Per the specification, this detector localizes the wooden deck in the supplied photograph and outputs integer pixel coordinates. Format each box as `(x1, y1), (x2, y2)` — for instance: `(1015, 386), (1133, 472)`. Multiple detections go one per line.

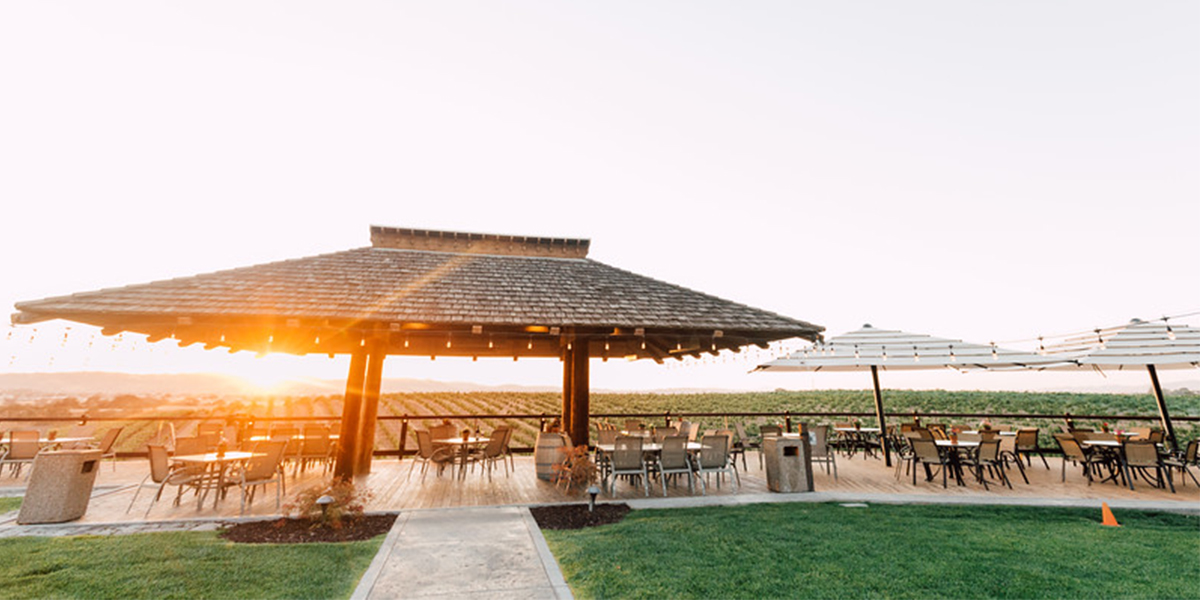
(2, 451), (1195, 525)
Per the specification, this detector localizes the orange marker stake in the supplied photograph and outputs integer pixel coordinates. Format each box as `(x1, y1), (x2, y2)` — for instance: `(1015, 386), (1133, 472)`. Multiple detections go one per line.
(1101, 502), (1120, 527)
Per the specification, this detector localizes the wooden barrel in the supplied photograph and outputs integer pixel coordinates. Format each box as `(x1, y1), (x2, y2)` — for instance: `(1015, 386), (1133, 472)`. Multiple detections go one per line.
(534, 432), (569, 481)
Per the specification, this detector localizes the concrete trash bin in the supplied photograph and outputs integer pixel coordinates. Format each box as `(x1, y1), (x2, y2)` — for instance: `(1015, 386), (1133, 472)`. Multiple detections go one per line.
(17, 449), (103, 524)
(763, 435), (813, 493)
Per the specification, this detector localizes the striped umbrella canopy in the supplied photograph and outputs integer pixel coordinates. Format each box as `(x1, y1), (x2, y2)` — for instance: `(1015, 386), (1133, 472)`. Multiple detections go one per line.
(756, 325), (1061, 466)
(1039, 318), (1200, 450)
(757, 324), (1060, 372)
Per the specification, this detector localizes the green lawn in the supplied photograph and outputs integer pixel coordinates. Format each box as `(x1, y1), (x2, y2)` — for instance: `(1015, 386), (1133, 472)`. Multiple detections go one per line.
(0, 497), (20, 514)
(0, 530), (382, 600)
(544, 503), (1200, 600)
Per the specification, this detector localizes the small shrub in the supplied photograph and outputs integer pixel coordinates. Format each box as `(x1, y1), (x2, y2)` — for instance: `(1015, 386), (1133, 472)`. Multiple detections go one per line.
(283, 480), (374, 529)
(553, 445), (597, 495)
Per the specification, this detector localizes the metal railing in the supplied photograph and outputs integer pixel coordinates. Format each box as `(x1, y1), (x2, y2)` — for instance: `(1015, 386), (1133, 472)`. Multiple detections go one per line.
(2, 409), (1194, 459)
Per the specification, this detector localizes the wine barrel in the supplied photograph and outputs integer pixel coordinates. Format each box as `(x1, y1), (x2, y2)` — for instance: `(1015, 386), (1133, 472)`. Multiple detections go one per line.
(534, 432), (570, 481)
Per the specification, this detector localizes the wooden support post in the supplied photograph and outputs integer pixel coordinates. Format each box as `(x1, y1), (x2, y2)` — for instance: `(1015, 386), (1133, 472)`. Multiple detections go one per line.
(870, 365), (892, 467)
(570, 342), (590, 448)
(334, 348), (368, 480)
(355, 348), (385, 475)
(1147, 365), (1179, 452)
(561, 344), (574, 439)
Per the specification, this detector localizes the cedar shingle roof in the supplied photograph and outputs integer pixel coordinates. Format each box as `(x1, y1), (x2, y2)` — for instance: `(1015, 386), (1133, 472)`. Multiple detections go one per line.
(13, 227), (822, 359)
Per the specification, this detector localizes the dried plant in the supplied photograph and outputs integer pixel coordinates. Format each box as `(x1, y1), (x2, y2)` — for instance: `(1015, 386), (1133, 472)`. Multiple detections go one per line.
(552, 445), (597, 495)
(283, 480), (374, 529)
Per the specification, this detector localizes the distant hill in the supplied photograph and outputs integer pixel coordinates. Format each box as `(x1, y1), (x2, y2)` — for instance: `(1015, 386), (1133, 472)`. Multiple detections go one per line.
(0, 372), (561, 397)
(0, 371), (763, 397)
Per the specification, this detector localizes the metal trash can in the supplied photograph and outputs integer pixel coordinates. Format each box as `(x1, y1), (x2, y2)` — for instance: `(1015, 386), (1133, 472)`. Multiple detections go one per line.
(763, 435), (813, 493)
(17, 449), (103, 524)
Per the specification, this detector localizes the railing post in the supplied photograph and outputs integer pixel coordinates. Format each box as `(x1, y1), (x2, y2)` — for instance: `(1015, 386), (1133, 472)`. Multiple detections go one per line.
(398, 416), (409, 460)
(784, 411), (792, 434)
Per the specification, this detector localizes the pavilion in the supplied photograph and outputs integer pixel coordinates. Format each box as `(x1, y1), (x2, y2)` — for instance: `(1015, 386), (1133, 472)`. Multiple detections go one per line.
(12, 226), (823, 477)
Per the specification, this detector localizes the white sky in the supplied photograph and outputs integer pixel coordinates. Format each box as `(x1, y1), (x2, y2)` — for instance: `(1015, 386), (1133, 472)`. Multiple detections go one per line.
(2, 2), (1197, 394)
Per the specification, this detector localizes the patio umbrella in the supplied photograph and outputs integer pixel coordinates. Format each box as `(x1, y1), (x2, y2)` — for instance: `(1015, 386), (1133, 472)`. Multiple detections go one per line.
(1041, 318), (1200, 451)
(756, 324), (1059, 466)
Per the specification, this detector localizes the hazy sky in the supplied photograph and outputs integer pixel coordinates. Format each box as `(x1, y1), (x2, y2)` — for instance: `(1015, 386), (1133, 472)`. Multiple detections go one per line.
(2, 2), (1197, 393)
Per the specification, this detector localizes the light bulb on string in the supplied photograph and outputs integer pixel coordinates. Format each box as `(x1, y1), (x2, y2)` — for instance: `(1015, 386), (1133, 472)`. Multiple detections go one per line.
(853, 345), (860, 360)
(949, 345), (956, 363)
(1038, 336), (1045, 356)
(912, 346), (919, 362)
(882, 349), (888, 361)
(1095, 330), (1105, 350)
(527, 337), (533, 350)
(1166, 324), (1176, 341)
(991, 343), (998, 361)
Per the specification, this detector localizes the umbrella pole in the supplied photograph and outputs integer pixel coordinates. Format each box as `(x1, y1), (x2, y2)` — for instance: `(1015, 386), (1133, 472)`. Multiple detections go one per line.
(1146, 364), (1179, 452)
(870, 365), (891, 467)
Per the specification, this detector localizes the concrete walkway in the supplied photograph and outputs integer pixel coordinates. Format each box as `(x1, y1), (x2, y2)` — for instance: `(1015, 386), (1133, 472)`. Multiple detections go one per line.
(351, 506), (572, 600)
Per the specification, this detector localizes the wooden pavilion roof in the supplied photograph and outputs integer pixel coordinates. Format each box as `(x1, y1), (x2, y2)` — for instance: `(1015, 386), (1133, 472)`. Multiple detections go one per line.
(13, 226), (822, 362)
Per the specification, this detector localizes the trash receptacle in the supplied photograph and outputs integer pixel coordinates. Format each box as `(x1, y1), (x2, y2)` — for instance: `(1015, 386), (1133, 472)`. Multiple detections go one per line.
(763, 435), (813, 493)
(17, 449), (103, 524)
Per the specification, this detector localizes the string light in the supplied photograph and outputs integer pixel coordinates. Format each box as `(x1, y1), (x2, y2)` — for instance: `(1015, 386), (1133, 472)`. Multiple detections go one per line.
(314, 335), (321, 345)
(527, 337), (533, 350)
(912, 346), (919, 362)
(488, 336), (494, 349)
(1037, 336), (1045, 356)
(1095, 329), (1105, 350)
(881, 349), (888, 361)
(853, 345), (860, 360)
(404, 335), (410, 348)
(446, 335), (452, 349)
(948, 345), (956, 362)
(1166, 322), (1176, 341)
(990, 343), (997, 360)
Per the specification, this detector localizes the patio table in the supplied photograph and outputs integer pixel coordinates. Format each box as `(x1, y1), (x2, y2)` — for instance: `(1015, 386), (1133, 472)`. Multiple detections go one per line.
(171, 451), (259, 509)
(435, 437), (490, 479)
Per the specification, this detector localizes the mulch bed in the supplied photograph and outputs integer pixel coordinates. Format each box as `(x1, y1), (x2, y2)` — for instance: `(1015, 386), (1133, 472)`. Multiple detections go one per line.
(529, 503), (631, 530)
(219, 514), (397, 544)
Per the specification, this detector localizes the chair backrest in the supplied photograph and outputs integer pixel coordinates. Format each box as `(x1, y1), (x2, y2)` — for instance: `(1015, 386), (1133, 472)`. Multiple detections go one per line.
(244, 440), (288, 481)
(1147, 430), (1165, 444)
(698, 434), (729, 469)
(416, 430), (435, 459)
(715, 429), (735, 452)
(97, 427), (123, 453)
(979, 431), (999, 442)
(811, 425), (830, 456)
(659, 436), (689, 470)
(430, 424), (458, 443)
(301, 426), (332, 456)
(760, 425), (782, 438)
(7, 430), (40, 460)
(1071, 431), (1093, 443)
(906, 428), (934, 441)
(998, 434), (1017, 456)
(147, 444), (171, 483)
(735, 422), (750, 441)
(198, 422), (224, 438)
(1129, 427), (1151, 440)
(597, 428), (617, 446)
(1123, 441), (1160, 468)
(977, 440), (1001, 462)
(270, 425), (299, 440)
(1090, 432), (1117, 442)
(612, 436), (644, 471)
(1054, 434), (1086, 461)
(1185, 439), (1199, 464)
(911, 438), (942, 462)
(1016, 429), (1039, 449)
(173, 436), (207, 457)
(482, 427), (508, 458)
(959, 432), (982, 443)
(623, 420), (643, 431)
